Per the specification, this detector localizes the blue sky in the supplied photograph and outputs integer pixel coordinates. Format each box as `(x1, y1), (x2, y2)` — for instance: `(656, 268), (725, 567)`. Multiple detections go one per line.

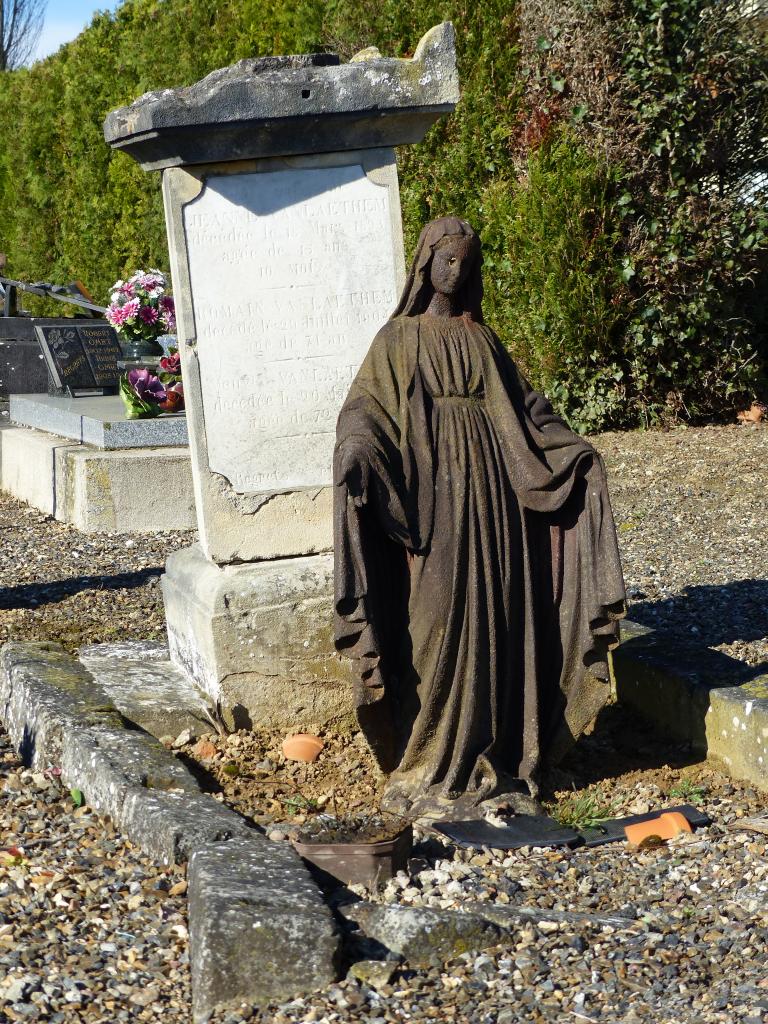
(34, 1), (117, 62)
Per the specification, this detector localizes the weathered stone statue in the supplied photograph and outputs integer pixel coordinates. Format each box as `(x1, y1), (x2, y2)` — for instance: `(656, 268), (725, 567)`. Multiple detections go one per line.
(334, 217), (626, 818)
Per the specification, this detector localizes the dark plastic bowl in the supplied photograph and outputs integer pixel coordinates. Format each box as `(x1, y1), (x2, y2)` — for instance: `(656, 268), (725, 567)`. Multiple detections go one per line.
(292, 824), (413, 887)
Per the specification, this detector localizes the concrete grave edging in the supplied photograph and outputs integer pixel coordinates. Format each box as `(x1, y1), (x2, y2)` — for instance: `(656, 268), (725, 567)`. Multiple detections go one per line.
(340, 900), (642, 968)
(0, 641), (339, 1022)
(615, 620), (768, 792)
(0, 424), (195, 532)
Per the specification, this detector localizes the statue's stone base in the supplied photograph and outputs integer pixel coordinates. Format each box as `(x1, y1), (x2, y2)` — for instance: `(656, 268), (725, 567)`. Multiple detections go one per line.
(161, 544), (355, 732)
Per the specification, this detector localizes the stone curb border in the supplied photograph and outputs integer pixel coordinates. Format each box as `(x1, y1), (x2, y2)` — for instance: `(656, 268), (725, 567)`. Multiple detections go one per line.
(614, 620), (768, 792)
(341, 900), (642, 967)
(0, 642), (339, 1023)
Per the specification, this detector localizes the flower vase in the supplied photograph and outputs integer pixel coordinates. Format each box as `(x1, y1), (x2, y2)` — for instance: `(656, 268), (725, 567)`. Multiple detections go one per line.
(118, 335), (164, 361)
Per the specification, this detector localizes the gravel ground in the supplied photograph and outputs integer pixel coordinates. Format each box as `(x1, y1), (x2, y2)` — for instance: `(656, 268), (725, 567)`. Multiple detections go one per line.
(179, 728), (383, 832)
(0, 731), (190, 1021)
(0, 498), (192, 651)
(596, 423), (768, 667)
(211, 709), (768, 1024)
(0, 422), (764, 662)
(3, 711), (767, 1024)
(0, 423), (766, 1023)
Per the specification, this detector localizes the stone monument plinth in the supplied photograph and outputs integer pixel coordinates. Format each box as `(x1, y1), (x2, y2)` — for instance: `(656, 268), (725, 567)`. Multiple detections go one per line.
(2, 394), (193, 533)
(104, 24), (459, 728)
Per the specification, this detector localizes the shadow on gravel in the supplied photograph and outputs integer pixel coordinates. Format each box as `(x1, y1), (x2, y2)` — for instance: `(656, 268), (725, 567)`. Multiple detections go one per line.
(628, 578), (768, 654)
(0, 567), (163, 609)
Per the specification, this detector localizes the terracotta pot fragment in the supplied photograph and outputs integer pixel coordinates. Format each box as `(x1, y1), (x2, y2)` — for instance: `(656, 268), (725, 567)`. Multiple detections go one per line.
(192, 738), (218, 761)
(281, 733), (324, 763)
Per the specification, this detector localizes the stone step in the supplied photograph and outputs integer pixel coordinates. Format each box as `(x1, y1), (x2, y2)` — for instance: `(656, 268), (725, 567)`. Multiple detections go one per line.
(79, 639), (212, 739)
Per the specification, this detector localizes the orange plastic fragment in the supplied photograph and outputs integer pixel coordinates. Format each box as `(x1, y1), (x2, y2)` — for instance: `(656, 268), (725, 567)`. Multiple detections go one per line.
(624, 811), (693, 845)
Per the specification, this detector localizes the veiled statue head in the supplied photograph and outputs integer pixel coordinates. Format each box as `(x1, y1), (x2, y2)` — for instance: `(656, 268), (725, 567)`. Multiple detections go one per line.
(391, 216), (484, 322)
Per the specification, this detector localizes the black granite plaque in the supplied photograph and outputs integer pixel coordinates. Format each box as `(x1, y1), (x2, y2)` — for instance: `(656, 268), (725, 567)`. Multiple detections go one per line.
(77, 322), (122, 387)
(35, 320), (121, 396)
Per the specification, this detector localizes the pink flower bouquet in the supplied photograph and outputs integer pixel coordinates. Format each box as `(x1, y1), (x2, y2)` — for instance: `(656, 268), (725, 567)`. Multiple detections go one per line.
(106, 269), (176, 349)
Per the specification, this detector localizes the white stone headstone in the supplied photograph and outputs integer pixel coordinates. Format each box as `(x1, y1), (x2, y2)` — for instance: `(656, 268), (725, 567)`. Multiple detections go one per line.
(164, 151), (405, 563)
(184, 164), (398, 493)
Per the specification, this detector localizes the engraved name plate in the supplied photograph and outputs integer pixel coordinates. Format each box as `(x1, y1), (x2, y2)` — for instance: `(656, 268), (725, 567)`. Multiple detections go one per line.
(78, 323), (123, 388)
(184, 164), (398, 493)
(35, 323), (97, 392)
(35, 321), (123, 395)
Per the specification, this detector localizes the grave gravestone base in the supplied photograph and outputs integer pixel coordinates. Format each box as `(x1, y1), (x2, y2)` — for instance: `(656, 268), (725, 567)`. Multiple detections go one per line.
(0, 425), (195, 531)
(161, 544), (353, 732)
(2, 395), (192, 532)
(10, 393), (188, 448)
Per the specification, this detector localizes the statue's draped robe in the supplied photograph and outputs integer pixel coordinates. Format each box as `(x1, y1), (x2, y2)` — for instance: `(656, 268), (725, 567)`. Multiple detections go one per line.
(334, 314), (625, 801)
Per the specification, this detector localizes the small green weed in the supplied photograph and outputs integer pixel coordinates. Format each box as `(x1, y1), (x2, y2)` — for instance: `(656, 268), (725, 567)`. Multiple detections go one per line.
(548, 786), (618, 831)
(668, 778), (707, 805)
(282, 793), (319, 816)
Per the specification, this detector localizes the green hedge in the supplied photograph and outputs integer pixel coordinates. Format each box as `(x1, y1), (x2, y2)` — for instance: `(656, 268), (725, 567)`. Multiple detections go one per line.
(0, 0), (765, 429)
(0, 0), (518, 314)
(511, 0), (768, 427)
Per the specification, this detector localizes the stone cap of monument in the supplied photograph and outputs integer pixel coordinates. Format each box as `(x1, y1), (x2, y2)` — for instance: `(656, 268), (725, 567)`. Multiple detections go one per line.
(103, 23), (459, 170)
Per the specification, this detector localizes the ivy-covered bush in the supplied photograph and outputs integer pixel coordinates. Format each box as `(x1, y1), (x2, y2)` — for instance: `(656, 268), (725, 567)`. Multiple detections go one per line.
(511, 0), (768, 427)
(488, 129), (631, 432)
(0, 0), (765, 429)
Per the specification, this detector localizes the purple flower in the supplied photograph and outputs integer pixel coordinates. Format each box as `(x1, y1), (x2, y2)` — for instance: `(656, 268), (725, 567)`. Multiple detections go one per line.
(105, 304), (127, 327)
(128, 369), (166, 404)
(107, 271), (175, 342)
(139, 305), (159, 325)
(139, 269), (165, 288)
(159, 295), (176, 331)
(141, 274), (164, 293)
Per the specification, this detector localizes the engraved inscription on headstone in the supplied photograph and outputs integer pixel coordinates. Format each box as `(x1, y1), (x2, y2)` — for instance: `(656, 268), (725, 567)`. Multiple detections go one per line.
(35, 321), (122, 395)
(184, 164), (398, 493)
(77, 323), (123, 387)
